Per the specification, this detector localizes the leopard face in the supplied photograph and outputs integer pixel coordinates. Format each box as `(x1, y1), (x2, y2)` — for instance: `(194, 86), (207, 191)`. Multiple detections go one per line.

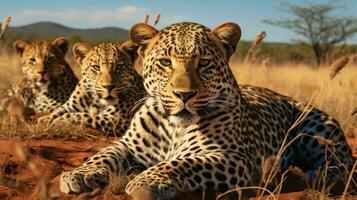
(13, 38), (70, 88)
(73, 42), (138, 106)
(130, 22), (241, 124)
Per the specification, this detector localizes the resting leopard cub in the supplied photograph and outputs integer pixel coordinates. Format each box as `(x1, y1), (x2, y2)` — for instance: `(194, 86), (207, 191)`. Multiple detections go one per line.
(60, 22), (355, 199)
(10, 38), (78, 114)
(38, 42), (145, 135)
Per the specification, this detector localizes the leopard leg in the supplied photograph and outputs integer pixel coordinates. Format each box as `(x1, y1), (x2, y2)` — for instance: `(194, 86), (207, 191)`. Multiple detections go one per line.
(39, 106), (128, 135)
(60, 140), (132, 194)
(125, 153), (251, 200)
(51, 112), (93, 126)
(37, 107), (67, 124)
(289, 110), (354, 183)
(95, 107), (129, 135)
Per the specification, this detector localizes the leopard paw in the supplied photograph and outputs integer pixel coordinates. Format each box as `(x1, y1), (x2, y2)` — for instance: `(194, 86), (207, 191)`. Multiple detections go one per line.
(60, 170), (109, 194)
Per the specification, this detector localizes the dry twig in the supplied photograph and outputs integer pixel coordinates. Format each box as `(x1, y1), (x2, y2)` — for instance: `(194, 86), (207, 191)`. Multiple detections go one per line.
(329, 56), (350, 79)
(143, 14), (149, 24)
(154, 13), (161, 26)
(0, 16), (11, 39)
(243, 31), (267, 64)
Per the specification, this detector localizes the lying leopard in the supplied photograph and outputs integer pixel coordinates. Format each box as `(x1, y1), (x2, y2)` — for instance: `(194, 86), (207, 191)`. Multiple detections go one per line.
(9, 38), (78, 114)
(38, 42), (145, 135)
(59, 22), (355, 199)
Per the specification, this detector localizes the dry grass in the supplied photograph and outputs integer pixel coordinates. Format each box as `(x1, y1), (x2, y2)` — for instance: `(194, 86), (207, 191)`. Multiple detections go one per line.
(231, 62), (357, 137)
(105, 174), (136, 196)
(262, 156), (280, 184)
(143, 14), (149, 24)
(243, 30), (267, 65)
(0, 16), (11, 39)
(0, 118), (100, 140)
(154, 14), (161, 26)
(0, 50), (22, 92)
(299, 189), (328, 200)
(329, 56), (350, 79)
(143, 13), (161, 26)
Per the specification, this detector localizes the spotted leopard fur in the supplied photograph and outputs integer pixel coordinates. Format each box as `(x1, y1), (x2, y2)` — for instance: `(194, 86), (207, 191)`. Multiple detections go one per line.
(11, 37), (78, 114)
(59, 22), (355, 199)
(38, 42), (145, 135)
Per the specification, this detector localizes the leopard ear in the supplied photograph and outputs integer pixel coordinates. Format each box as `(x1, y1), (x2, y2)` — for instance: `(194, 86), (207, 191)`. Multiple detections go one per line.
(129, 23), (158, 45)
(52, 37), (69, 56)
(13, 40), (28, 58)
(121, 40), (139, 61)
(121, 41), (143, 76)
(212, 22), (241, 58)
(72, 42), (91, 65)
(130, 23), (158, 60)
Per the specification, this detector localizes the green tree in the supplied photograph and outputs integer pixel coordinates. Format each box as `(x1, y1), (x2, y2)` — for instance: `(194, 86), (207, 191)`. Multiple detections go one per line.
(264, 1), (357, 66)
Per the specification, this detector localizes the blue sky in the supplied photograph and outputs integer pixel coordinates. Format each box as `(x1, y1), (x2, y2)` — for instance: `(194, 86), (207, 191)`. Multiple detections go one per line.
(1, 0), (356, 43)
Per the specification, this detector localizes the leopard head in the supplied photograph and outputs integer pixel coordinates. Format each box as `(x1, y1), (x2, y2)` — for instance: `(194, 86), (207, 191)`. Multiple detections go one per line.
(73, 42), (138, 106)
(13, 37), (69, 88)
(130, 22), (241, 123)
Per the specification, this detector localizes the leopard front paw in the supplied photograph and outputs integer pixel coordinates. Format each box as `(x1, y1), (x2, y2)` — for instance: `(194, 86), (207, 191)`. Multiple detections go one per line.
(126, 178), (178, 200)
(60, 170), (109, 194)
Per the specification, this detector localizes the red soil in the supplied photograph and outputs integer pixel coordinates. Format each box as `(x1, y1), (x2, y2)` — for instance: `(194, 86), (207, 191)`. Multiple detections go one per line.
(1, 134), (357, 200)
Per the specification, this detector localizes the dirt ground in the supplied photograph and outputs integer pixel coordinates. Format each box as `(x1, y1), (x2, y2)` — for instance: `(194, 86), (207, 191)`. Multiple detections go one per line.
(1, 133), (357, 200)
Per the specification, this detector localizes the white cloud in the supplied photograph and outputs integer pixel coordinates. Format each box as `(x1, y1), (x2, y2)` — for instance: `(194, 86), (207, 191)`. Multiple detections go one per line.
(89, 6), (148, 23)
(12, 5), (149, 28)
(10, 5), (190, 29)
(19, 9), (89, 22)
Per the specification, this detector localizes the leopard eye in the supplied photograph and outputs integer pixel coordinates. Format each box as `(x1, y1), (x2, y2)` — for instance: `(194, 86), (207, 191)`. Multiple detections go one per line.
(116, 62), (125, 71)
(158, 59), (172, 67)
(28, 58), (36, 64)
(92, 65), (100, 71)
(48, 56), (56, 63)
(198, 59), (211, 68)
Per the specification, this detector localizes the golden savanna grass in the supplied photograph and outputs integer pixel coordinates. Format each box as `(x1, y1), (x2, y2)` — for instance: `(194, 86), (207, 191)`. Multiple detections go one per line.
(0, 48), (355, 140)
(243, 30), (267, 65)
(329, 56), (350, 79)
(231, 62), (357, 138)
(0, 16), (11, 39)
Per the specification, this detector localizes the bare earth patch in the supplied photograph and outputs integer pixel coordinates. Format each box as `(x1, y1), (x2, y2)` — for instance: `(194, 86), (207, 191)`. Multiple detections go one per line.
(0, 133), (357, 200)
(0, 132), (118, 199)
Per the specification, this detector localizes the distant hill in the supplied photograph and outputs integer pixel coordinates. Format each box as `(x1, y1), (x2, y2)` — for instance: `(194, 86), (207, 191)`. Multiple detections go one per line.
(0, 21), (356, 65)
(1, 21), (129, 46)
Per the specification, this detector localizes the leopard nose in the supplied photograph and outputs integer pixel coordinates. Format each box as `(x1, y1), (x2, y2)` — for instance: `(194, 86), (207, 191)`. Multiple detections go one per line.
(173, 90), (197, 103)
(102, 84), (115, 92)
(37, 71), (47, 82)
(38, 71), (45, 76)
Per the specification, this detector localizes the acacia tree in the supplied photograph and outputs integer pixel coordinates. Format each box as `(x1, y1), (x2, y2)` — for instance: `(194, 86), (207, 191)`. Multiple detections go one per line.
(264, 1), (357, 66)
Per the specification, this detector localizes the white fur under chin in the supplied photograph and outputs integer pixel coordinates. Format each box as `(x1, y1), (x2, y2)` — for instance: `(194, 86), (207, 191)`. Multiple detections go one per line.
(36, 81), (49, 89)
(168, 114), (200, 127)
(100, 98), (118, 106)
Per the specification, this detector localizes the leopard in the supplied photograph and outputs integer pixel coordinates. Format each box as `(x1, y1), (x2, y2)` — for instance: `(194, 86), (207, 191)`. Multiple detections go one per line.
(0, 78), (36, 120)
(37, 42), (145, 135)
(59, 22), (355, 200)
(10, 37), (78, 114)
